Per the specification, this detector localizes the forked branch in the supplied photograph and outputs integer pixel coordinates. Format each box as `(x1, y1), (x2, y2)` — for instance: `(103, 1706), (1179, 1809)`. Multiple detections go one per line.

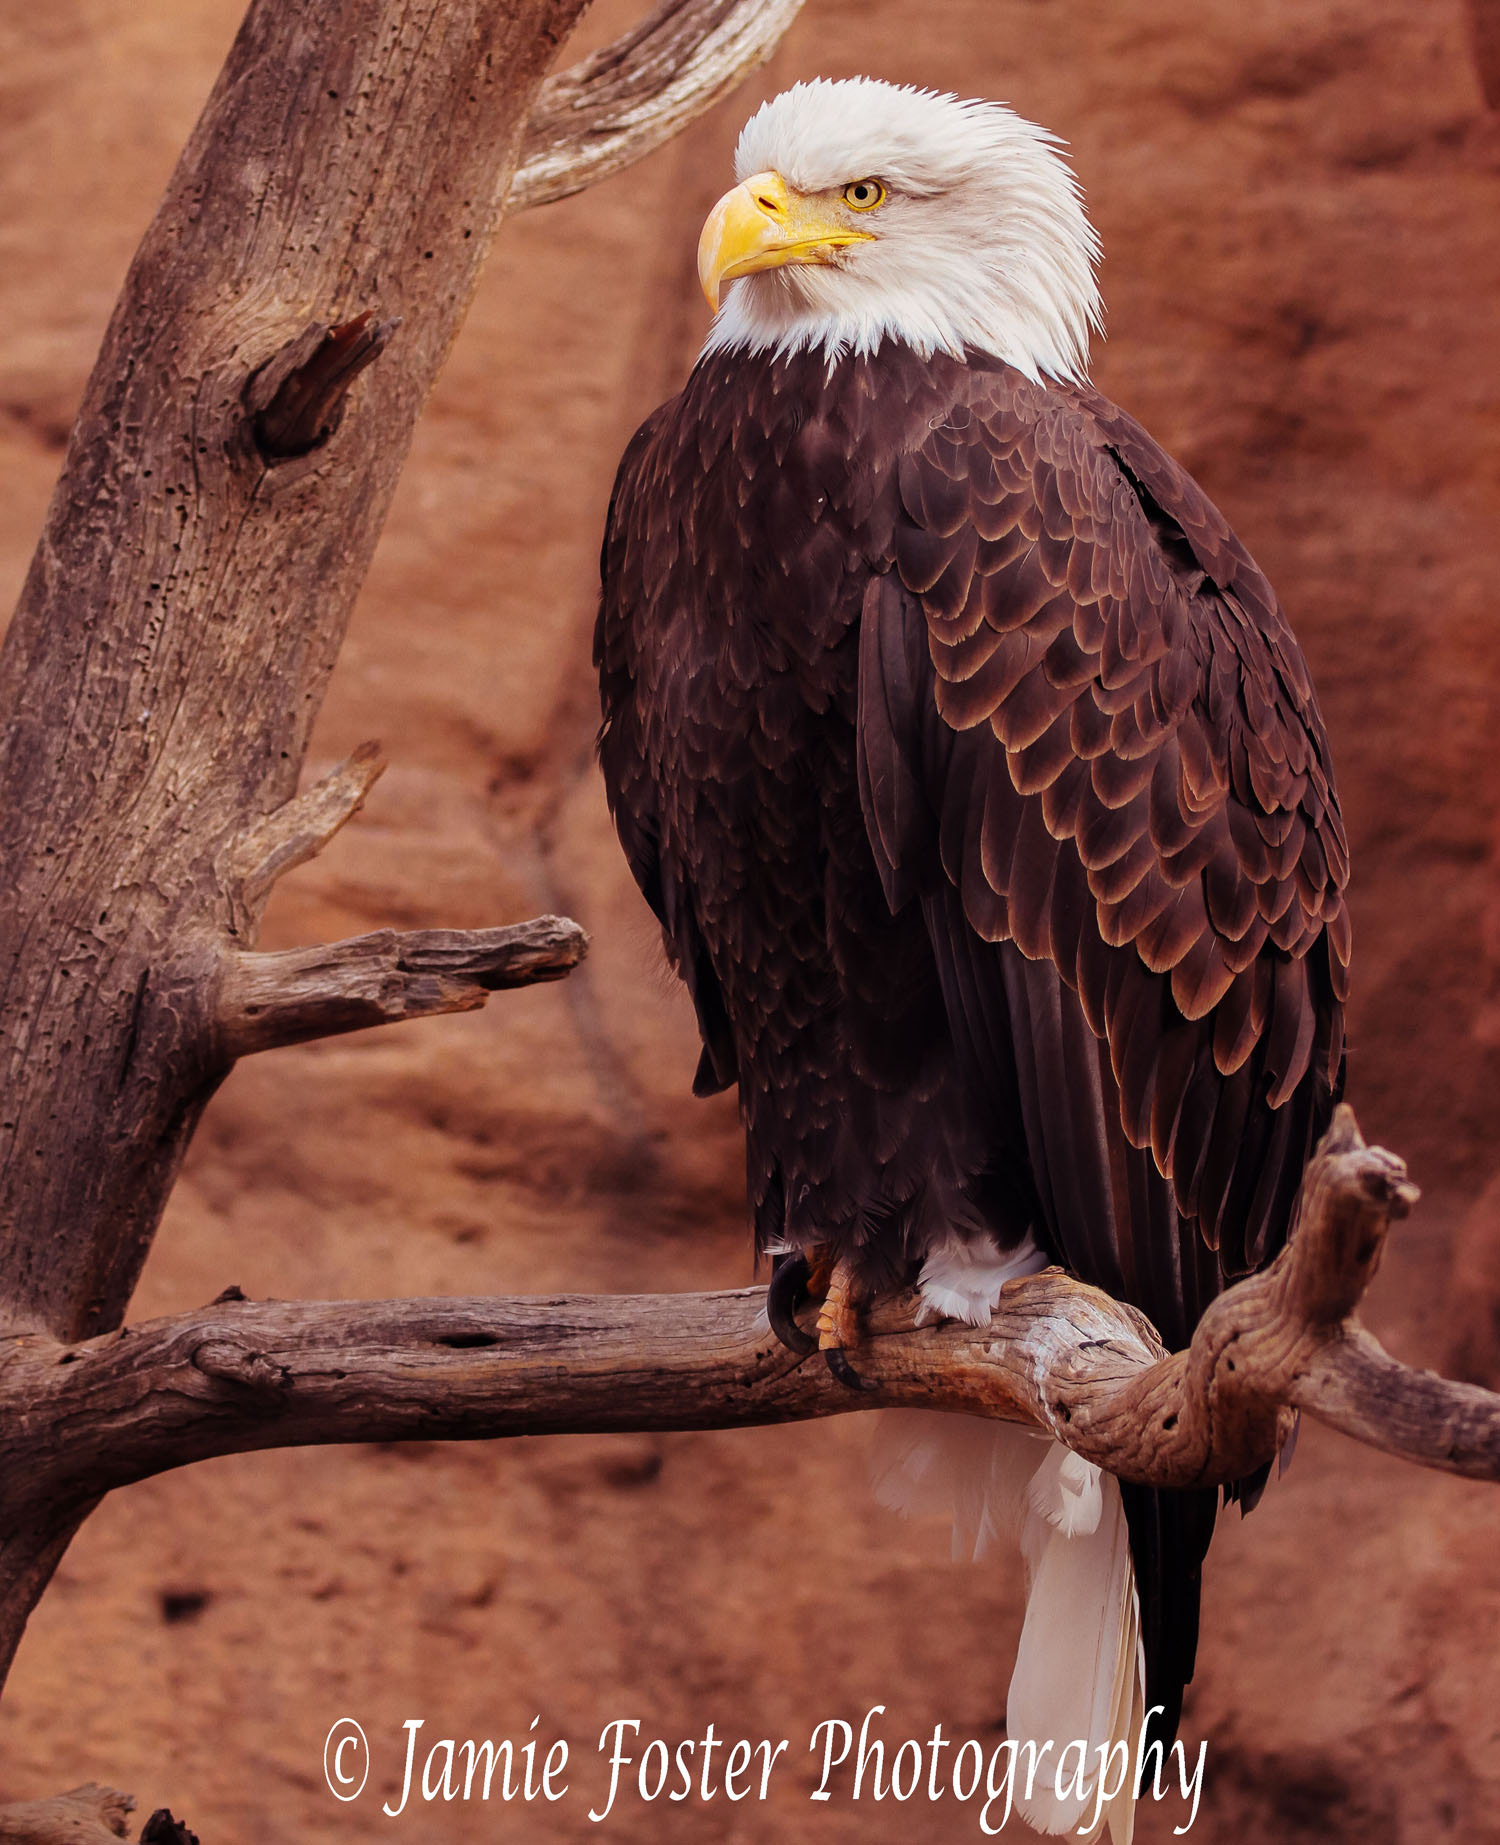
(212, 744), (589, 1054)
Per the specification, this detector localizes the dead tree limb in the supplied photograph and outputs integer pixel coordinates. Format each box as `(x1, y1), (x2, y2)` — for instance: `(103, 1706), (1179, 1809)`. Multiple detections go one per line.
(0, 0), (599, 1353)
(0, 0), (794, 1360)
(512, 0), (805, 210)
(0, 1785), (135, 1845)
(216, 916), (586, 1055)
(0, 0), (804, 1722)
(217, 742), (389, 924)
(3, 1108), (1496, 1642)
(0, 0), (801, 1355)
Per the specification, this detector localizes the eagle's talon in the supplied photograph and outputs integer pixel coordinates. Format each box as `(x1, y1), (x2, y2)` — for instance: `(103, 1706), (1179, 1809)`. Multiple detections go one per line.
(814, 1252), (877, 1388)
(766, 1251), (818, 1356)
(824, 1345), (877, 1392)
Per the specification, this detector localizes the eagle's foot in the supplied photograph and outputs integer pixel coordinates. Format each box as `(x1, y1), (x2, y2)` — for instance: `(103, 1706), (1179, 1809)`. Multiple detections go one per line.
(766, 1248), (876, 1389)
(816, 1253), (878, 1392)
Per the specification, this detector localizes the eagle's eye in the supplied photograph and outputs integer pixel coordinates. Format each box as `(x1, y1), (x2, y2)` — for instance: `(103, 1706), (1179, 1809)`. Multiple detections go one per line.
(842, 179), (886, 211)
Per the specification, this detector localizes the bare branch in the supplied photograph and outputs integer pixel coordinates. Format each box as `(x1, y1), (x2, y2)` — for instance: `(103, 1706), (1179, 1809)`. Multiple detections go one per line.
(1293, 1330), (1500, 1473)
(6, 1109), (1497, 1545)
(220, 743), (388, 924)
(0, 1783), (133, 1845)
(0, 0), (594, 1347)
(510, 0), (805, 212)
(216, 916), (590, 1056)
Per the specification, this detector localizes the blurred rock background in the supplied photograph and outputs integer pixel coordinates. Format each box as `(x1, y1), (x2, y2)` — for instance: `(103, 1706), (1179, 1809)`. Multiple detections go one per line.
(0, 0), (1497, 1837)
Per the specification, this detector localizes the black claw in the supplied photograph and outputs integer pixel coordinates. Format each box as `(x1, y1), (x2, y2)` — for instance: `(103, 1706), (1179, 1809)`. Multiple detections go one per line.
(766, 1252), (817, 1356)
(825, 1346), (877, 1392)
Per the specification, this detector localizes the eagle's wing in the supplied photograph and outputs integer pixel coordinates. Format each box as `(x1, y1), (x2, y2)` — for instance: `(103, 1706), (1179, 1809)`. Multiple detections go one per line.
(596, 402), (739, 1098)
(856, 372), (1349, 1734)
(859, 377), (1349, 1292)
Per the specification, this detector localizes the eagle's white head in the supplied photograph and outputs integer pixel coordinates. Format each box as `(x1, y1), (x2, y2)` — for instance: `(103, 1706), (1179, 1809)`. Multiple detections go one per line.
(698, 78), (1102, 383)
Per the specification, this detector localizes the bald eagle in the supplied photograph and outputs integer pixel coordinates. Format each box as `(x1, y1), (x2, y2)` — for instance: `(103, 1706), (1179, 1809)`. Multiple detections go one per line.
(596, 78), (1348, 1837)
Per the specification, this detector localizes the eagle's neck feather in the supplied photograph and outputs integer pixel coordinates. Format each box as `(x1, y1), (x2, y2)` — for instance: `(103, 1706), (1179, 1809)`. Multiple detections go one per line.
(701, 265), (1096, 383)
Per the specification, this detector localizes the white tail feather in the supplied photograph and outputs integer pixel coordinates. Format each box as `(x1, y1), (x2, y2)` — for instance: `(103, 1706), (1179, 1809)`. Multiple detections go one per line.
(872, 1407), (1144, 1841)
(874, 1235), (1144, 1838)
(1011, 1444), (1142, 1841)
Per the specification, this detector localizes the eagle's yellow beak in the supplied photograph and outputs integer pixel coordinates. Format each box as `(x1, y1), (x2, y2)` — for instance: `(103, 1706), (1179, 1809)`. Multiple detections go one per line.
(697, 171), (875, 312)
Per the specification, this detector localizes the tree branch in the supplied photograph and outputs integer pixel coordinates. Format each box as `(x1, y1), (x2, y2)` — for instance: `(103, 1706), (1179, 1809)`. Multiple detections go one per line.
(219, 742), (388, 928)
(5, 1110), (1496, 1557)
(510, 0), (805, 212)
(0, 0), (598, 1345)
(216, 916), (588, 1056)
(0, 1784), (134, 1845)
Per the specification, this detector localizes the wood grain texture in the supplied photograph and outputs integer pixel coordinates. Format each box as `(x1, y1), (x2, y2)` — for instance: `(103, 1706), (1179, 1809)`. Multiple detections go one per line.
(3, 1109), (1494, 1573)
(0, 0), (593, 1345)
(0, 1783), (135, 1845)
(216, 915), (589, 1055)
(512, 0), (805, 210)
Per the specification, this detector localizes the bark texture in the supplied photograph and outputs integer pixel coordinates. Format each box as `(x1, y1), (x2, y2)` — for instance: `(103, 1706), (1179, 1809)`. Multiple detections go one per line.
(512, 0), (805, 208)
(2, 1109), (1493, 1575)
(0, 0), (806, 1725)
(0, 0), (597, 1347)
(0, 1784), (134, 1845)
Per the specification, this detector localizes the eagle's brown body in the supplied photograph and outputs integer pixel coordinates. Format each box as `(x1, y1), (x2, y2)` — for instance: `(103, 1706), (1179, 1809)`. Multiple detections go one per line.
(596, 341), (1348, 1736)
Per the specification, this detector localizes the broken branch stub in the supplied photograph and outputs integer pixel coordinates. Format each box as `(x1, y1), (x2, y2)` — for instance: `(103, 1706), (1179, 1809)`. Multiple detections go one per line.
(0, 1784), (135, 1845)
(246, 312), (402, 460)
(216, 916), (590, 1058)
(220, 742), (389, 929)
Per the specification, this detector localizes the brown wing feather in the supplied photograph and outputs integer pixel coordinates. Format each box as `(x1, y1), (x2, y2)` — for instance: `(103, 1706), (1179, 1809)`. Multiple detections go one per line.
(861, 366), (1348, 1285)
(858, 361), (1347, 1748)
(600, 345), (1346, 1750)
(595, 402), (743, 1097)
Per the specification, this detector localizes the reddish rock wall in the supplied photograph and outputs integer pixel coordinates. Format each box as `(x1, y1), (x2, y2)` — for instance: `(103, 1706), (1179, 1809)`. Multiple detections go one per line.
(1, 2), (1497, 1838)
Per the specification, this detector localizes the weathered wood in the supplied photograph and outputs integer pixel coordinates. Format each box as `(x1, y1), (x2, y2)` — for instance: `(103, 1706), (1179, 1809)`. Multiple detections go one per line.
(0, 0), (811, 1727)
(216, 915), (589, 1056)
(512, 0), (805, 210)
(0, 1783), (133, 1845)
(0, 0), (594, 1347)
(219, 742), (389, 926)
(247, 313), (403, 460)
(3, 1110), (1494, 1582)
